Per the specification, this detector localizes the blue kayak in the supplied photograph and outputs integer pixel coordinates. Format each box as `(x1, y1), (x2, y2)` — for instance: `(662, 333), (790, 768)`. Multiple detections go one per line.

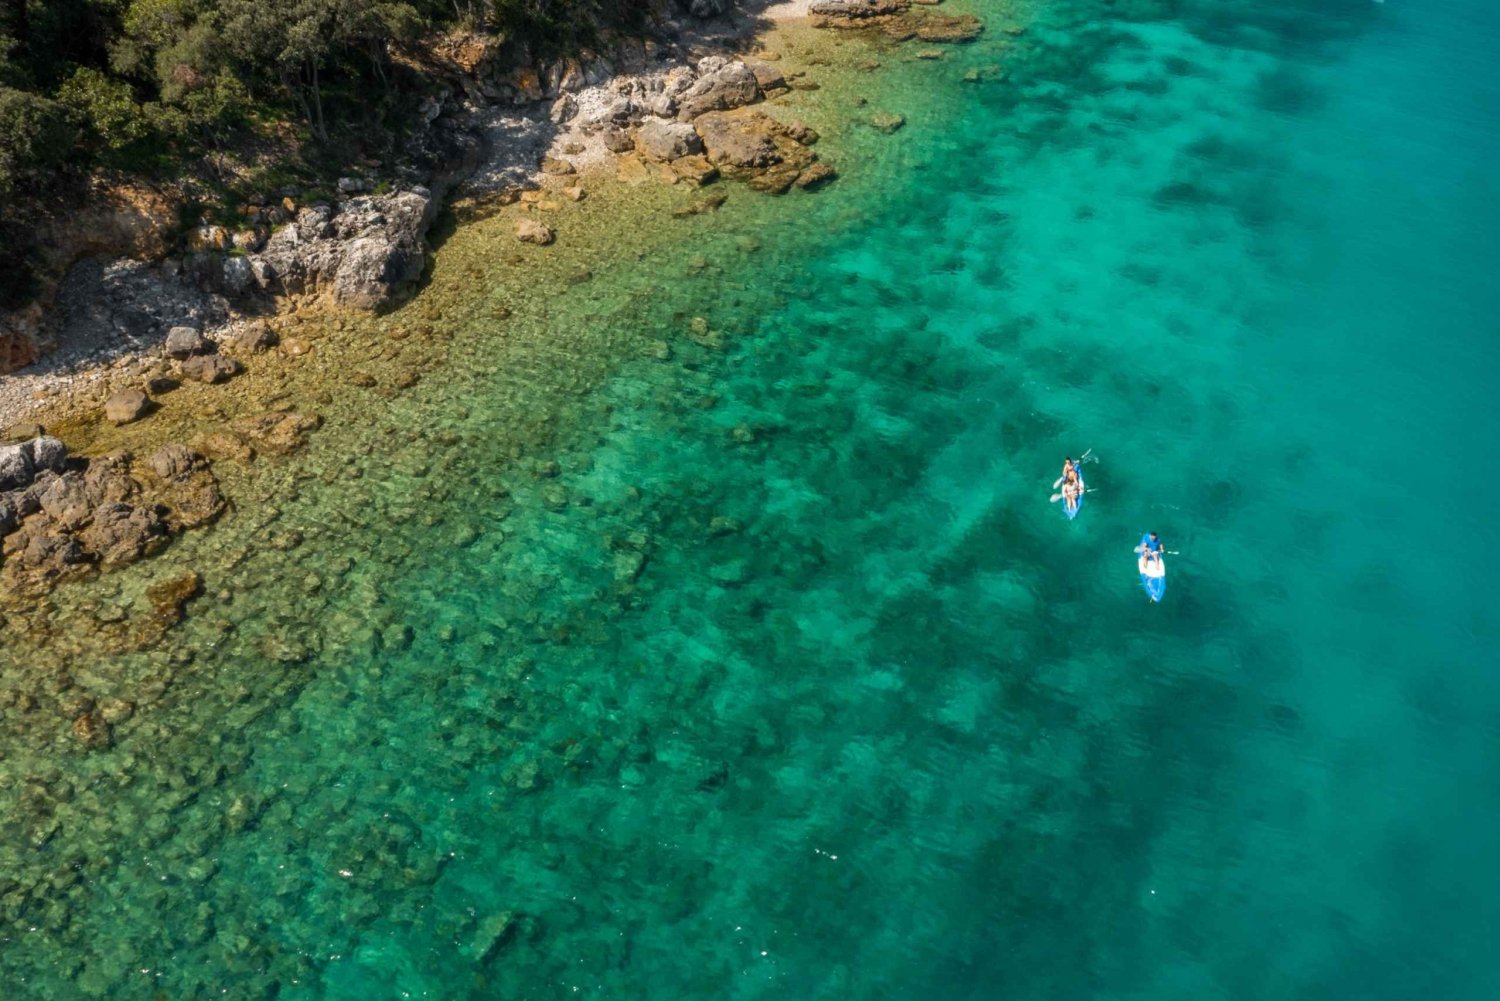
(1059, 471), (1085, 520)
(1138, 533), (1166, 602)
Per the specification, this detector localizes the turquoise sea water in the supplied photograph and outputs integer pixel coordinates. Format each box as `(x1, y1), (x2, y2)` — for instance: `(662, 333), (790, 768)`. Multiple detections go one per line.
(3, 0), (1499, 996)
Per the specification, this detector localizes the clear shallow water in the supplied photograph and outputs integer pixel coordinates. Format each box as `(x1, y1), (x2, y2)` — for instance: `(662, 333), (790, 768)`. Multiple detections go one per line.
(2, 0), (1498, 997)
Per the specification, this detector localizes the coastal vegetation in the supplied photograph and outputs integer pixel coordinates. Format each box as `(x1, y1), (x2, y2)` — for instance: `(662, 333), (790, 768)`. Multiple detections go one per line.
(0, 0), (654, 304)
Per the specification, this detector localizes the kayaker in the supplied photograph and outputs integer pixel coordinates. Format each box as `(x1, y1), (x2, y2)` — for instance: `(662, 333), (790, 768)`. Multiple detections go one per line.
(1062, 475), (1082, 511)
(1142, 531), (1162, 555)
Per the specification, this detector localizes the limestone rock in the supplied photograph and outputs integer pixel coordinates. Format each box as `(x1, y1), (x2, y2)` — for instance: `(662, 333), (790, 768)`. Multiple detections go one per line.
(670, 156), (720, 186)
(37, 473), (95, 531)
(694, 110), (782, 168)
(191, 430), (255, 465)
(0, 443), (33, 490)
(221, 255), (254, 294)
(550, 94), (577, 124)
(746, 60), (787, 92)
(147, 443), (206, 482)
(677, 61), (762, 121)
(104, 389), (150, 425)
(164, 325), (207, 358)
(31, 436), (68, 474)
(636, 120), (704, 161)
(79, 502), (168, 567)
(180, 354), (240, 384)
(250, 189), (436, 311)
(870, 112), (906, 134)
(147, 445), (224, 528)
(601, 127), (636, 154)
(228, 320), (278, 355)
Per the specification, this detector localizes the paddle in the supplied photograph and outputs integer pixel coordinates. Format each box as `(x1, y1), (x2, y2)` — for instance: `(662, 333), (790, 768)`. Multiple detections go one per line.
(1049, 488), (1098, 503)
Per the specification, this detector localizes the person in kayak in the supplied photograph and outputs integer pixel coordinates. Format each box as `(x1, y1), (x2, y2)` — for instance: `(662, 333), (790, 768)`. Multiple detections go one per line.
(1141, 532), (1162, 555)
(1062, 472), (1083, 512)
(1138, 548), (1165, 578)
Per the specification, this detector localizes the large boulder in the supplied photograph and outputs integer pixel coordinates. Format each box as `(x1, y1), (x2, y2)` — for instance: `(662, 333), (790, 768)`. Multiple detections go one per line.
(677, 61), (762, 121)
(250, 189), (436, 311)
(692, 109), (828, 194)
(635, 120), (704, 161)
(104, 389), (150, 425)
(694, 110), (783, 168)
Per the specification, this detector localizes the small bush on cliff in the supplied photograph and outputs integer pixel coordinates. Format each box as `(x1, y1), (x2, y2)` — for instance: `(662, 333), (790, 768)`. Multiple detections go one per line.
(58, 67), (152, 152)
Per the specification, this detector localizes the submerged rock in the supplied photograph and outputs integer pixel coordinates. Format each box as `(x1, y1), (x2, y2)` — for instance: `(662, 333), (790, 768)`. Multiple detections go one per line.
(913, 13), (983, 41)
(71, 713), (112, 750)
(516, 219), (555, 246)
(145, 569), (203, 624)
(811, 0), (909, 16)
(472, 911), (516, 963)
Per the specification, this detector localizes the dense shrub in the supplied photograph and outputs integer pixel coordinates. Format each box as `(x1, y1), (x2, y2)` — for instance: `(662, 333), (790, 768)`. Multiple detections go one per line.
(0, 87), (79, 194)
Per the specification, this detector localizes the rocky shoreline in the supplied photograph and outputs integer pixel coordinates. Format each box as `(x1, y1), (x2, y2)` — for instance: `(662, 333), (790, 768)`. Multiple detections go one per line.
(0, 0), (985, 597)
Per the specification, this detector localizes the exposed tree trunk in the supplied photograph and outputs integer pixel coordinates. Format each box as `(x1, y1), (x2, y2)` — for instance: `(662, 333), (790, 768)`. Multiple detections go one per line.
(310, 61), (326, 141)
(369, 38), (389, 95)
(286, 66), (316, 136)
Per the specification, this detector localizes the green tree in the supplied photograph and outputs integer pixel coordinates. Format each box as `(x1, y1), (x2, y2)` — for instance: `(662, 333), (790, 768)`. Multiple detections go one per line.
(58, 65), (149, 151)
(217, 0), (426, 141)
(0, 86), (78, 194)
